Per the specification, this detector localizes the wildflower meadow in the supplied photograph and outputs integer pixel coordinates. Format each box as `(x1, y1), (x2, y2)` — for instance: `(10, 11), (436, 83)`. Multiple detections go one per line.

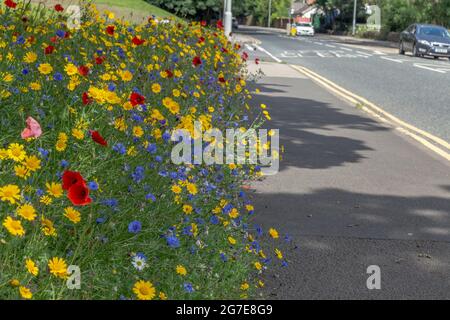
(0, 0), (286, 300)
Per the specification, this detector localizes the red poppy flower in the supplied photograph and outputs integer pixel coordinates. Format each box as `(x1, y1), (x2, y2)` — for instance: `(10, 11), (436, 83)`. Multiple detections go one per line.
(165, 69), (173, 78)
(201, 21), (207, 27)
(90, 130), (107, 146)
(192, 56), (202, 67)
(216, 20), (224, 29)
(67, 183), (92, 206)
(130, 92), (145, 106)
(218, 77), (226, 83)
(198, 36), (205, 44)
(62, 170), (86, 191)
(82, 92), (92, 105)
(4, 0), (17, 9)
(50, 36), (58, 43)
(95, 56), (105, 65)
(255, 58), (260, 65)
(242, 52), (248, 61)
(106, 25), (115, 36)
(132, 36), (145, 45)
(78, 65), (89, 77)
(44, 45), (55, 55)
(54, 4), (64, 12)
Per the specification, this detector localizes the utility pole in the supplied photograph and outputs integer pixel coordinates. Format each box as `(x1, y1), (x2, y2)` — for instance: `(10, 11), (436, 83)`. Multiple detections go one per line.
(268, 0), (272, 28)
(224, 0), (233, 38)
(352, 0), (357, 36)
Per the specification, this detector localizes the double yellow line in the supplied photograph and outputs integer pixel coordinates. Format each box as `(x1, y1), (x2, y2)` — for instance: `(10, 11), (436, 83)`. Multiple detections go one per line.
(290, 64), (450, 162)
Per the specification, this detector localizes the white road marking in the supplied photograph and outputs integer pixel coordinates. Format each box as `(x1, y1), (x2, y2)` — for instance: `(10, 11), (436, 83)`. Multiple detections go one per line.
(339, 47), (353, 51)
(255, 45), (282, 63)
(372, 50), (387, 55)
(380, 56), (404, 63)
(325, 44), (337, 48)
(244, 44), (256, 51)
(356, 51), (372, 56)
(314, 41), (324, 45)
(413, 63), (447, 73)
(315, 51), (327, 57)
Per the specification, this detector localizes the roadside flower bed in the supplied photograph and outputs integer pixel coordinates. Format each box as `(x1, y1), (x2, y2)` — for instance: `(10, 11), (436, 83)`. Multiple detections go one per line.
(0, 1), (285, 299)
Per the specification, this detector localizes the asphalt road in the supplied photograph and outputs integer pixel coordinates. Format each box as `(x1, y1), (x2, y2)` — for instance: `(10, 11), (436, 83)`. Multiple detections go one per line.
(239, 27), (450, 143)
(244, 53), (450, 298)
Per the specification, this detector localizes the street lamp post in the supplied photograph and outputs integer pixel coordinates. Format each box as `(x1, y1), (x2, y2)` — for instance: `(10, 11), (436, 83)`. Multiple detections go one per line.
(268, 0), (272, 28)
(352, 0), (357, 36)
(224, 0), (233, 38)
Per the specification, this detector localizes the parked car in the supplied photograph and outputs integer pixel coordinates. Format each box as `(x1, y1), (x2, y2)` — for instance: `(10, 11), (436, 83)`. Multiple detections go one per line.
(295, 22), (315, 36)
(399, 24), (450, 59)
(232, 17), (238, 30)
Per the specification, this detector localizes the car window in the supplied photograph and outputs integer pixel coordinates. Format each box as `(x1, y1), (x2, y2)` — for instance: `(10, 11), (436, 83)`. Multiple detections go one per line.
(298, 23), (312, 27)
(419, 26), (450, 38)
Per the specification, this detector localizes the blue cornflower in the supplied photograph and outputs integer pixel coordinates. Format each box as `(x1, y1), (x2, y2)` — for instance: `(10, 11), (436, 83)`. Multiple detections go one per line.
(128, 221), (142, 234)
(162, 131), (171, 142)
(183, 283), (194, 293)
(145, 193), (156, 202)
(210, 215), (219, 225)
(146, 143), (157, 154)
(113, 143), (126, 155)
(88, 181), (99, 191)
(60, 159), (69, 168)
(53, 72), (63, 81)
(38, 147), (49, 158)
(22, 68), (29, 75)
(166, 235), (180, 248)
(36, 189), (44, 197)
(56, 30), (66, 38)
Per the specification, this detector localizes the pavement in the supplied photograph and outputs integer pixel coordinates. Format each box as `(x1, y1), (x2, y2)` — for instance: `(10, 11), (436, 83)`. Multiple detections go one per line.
(239, 27), (450, 143)
(245, 58), (450, 298)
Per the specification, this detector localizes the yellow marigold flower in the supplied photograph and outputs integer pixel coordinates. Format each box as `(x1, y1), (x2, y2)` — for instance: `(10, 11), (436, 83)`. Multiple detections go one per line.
(0, 148), (8, 159)
(38, 63), (53, 75)
(182, 204), (193, 215)
(269, 228), (279, 239)
(171, 185), (182, 194)
(132, 126), (144, 138)
(120, 70), (133, 81)
(186, 183), (198, 195)
(229, 208), (239, 219)
(228, 236), (236, 245)
(133, 280), (156, 300)
(41, 216), (57, 236)
(19, 286), (32, 299)
(254, 262), (262, 270)
(159, 292), (168, 300)
(46, 182), (63, 198)
(71, 128), (85, 140)
(17, 204), (37, 221)
(176, 265), (187, 276)
(3, 215), (25, 237)
(10, 279), (20, 287)
(14, 164), (30, 179)
(240, 282), (249, 290)
(8, 143), (26, 162)
(275, 248), (283, 260)
(29, 82), (41, 91)
(40, 195), (53, 205)
(55, 140), (67, 152)
(64, 63), (78, 76)
(25, 259), (39, 276)
(48, 257), (68, 279)
(64, 207), (81, 224)
(23, 155), (41, 172)
(23, 52), (37, 63)
(172, 89), (180, 97)
(0, 184), (21, 204)
(58, 132), (68, 142)
(2, 72), (13, 82)
(151, 83), (161, 93)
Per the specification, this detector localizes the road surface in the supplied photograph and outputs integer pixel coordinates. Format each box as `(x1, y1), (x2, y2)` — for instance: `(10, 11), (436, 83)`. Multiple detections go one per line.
(240, 27), (450, 143)
(240, 32), (450, 299)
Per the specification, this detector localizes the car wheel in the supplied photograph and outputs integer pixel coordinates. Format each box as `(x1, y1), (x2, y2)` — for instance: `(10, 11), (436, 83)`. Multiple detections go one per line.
(399, 41), (405, 55)
(412, 44), (420, 57)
